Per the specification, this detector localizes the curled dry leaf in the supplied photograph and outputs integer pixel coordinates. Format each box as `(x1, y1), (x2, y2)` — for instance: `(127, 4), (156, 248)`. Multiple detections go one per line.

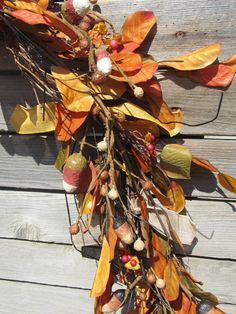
(192, 156), (219, 172)
(3, 0), (44, 12)
(90, 236), (111, 298)
(188, 64), (235, 87)
(222, 55), (236, 71)
(166, 181), (186, 213)
(55, 103), (88, 142)
(121, 11), (156, 46)
(51, 66), (94, 112)
(160, 43), (221, 71)
(217, 172), (236, 194)
(10, 102), (55, 134)
(160, 144), (192, 180)
(171, 291), (197, 314)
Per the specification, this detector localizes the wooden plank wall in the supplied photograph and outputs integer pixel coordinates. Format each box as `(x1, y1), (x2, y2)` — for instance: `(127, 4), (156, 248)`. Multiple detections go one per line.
(0, 0), (236, 313)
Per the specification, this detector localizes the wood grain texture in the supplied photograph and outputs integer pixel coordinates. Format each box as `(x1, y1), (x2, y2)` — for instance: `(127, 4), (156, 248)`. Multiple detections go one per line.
(0, 135), (235, 198)
(0, 280), (93, 314)
(0, 280), (235, 314)
(0, 0), (235, 69)
(1, 190), (236, 259)
(0, 239), (96, 288)
(0, 74), (236, 135)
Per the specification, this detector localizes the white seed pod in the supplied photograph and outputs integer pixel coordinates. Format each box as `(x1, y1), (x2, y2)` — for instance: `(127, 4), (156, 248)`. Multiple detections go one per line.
(97, 57), (112, 75)
(133, 206), (141, 215)
(156, 278), (166, 289)
(108, 187), (119, 200)
(97, 140), (108, 152)
(72, 0), (90, 16)
(133, 86), (144, 99)
(133, 238), (145, 251)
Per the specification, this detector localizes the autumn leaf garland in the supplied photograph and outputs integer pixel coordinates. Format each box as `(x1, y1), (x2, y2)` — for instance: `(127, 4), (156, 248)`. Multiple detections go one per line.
(1, 0), (236, 313)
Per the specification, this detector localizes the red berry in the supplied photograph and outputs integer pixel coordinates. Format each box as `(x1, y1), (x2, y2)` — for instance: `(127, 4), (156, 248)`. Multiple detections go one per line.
(109, 39), (119, 50)
(150, 134), (156, 142)
(130, 259), (137, 267)
(121, 255), (129, 263)
(147, 143), (154, 152)
(127, 255), (132, 261)
(119, 250), (125, 256)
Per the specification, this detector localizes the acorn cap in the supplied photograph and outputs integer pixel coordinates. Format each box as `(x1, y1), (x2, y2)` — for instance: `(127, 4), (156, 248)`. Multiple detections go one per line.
(113, 215), (126, 230)
(65, 153), (87, 171)
(196, 300), (215, 314)
(113, 289), (125, 302)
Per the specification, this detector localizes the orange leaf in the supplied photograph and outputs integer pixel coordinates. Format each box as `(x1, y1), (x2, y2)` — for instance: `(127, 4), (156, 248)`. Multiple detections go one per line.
(8, 9), (48, 24)
(91, 236), (111, 298)
(151, 233), (167, 278)
(4, 0), (44, 13)
(120, 42), (139, 53)
(166, 181), (186, 213)
(188, 64), (235, 87)
(51, 67), (94, 112)
(222, 55), (236, 71)
(151, 186), (173, 208)
(217, 172), (236, 194)
(131, 147), (150, 173)
(55, 103), (88, 141)
(112, 51), (142, 72)
(164, 259), (180, 301)
(192, 156), (218, 172)
(108, 218), (117, 262)
(110, 57), (158, 84)
(160, 43), (221, 71)
(171, 291), (197, 314)
(121, 120), (159, 138)
(121, 11), (156, 46)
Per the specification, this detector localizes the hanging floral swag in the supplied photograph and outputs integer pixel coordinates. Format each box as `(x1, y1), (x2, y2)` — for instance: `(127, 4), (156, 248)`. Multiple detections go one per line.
(0, 0), (236, 313)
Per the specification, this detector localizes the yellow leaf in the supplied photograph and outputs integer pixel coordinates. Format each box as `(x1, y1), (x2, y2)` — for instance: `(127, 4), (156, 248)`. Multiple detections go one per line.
(160, 43), (221, 71)
(4, 0), (44, 12)
(111, 102), (181, 137)
(51, 66), (94, 112)
(160, 144), (192, 179)
(10, 103), (55, 134)
(88, 78), (126, 100)
(79, 193), (93, 214)
(164, 259), (180, 301)
(166, 181), (186, 213)
(217, 172), (236, 194)
(90, 236), (110, 297)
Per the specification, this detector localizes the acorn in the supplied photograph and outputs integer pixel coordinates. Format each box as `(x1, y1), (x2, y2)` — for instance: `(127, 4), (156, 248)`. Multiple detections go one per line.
(147, 272), (156, 284)
(113, 216), (134, 244)
(102, 289), (125, 313)
(196, 300), (215, 314)
(63, 153), (88, 193)
(91, 71), (107, 85)
(133, 237), (145, 251)
(69, 223), (80, 235)
(79, 38), (90, 50)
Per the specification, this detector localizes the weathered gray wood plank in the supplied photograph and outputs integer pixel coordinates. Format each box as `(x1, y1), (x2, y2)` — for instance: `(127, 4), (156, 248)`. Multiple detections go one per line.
(1, 190), (236, 259)
(0, 239), (96, 288)
(0, 280), (93, 314)
(0, 239), (235, 307)
(0, 135), (235, 198)
(183, 257), (236, 305)
(0, 0), (235, 69)
(0, 74), (236, 135)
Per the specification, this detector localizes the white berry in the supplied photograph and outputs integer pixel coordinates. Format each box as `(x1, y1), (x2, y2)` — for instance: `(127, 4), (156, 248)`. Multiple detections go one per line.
(97, 57), (112, 75)
(133, 238), (145, 251)
(108, 187), (119, 200)
(97, 140), (108, 152)
(72, 0), (90, 16)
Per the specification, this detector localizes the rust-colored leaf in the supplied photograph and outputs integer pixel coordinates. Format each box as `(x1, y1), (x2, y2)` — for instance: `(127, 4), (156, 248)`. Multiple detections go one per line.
(171, 291), (197, 314)
(164, 259), (180, 301)
(160, 43), (221, 71)
(55, 103), (88, 142)
(121, 11), (156, 46)
(4, 0), (44, 12)
(112, 51), (142, 72)
(8, 9), (47, 24)
(90, 236), (111, 297)
(151, 185), (173, 208)
(188, 64), (235, 87)
(131, 147), (151, 173)
(192, 156), (218, 172)
(217, 172), (236, 194)
(166, 181), (186, 213)
(51, 66), (94, 112)
(151, 233), (167, 278)
(108, 218), (117, 262)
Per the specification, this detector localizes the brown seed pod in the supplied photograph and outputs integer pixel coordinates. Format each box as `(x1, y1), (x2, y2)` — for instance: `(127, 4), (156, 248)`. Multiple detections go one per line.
(147, 272), (156, 284)
(89, 0), (98, 4)
(98, 234), (103, 243)
(79, 38), (90, 50)
(100, 170), (110, 182)
(78, 21), (91, 31)
(91, 71), (107, 85)
(69, 223), (80, 235)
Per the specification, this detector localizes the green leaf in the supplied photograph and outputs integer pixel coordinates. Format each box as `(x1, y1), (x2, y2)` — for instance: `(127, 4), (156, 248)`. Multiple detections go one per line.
(160, 144), (192, 179)
(54, 143), (67, 172)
